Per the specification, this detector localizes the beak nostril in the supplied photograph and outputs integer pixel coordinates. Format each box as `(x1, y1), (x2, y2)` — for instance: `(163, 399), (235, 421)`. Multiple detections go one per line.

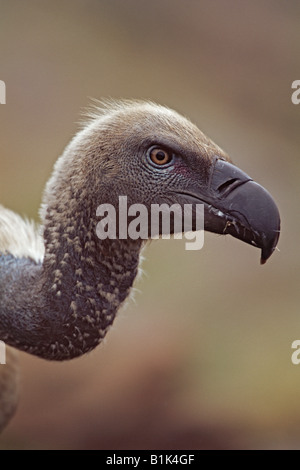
(217, 178), (239, 194)
(211, 159), (252, 195)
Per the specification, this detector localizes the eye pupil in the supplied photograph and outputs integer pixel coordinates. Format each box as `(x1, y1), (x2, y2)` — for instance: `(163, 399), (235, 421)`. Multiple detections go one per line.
(149, 147), (172, 166)
(156, 151), (166, 161)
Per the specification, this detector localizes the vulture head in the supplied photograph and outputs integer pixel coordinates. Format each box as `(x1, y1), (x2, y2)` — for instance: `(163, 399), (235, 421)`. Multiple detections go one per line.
(43, 100), (280, 263)
(0, 99), (280, 431)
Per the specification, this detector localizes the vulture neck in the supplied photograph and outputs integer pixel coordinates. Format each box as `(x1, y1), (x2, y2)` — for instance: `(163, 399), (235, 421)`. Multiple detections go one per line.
(2, 180), (142, 361)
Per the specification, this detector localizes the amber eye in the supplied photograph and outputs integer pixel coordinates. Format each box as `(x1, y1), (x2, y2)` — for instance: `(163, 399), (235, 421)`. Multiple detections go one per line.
(149, 147), (173, 166)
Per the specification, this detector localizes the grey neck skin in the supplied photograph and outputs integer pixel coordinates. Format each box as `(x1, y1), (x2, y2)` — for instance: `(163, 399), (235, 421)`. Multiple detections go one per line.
(0, 207), (142, 361)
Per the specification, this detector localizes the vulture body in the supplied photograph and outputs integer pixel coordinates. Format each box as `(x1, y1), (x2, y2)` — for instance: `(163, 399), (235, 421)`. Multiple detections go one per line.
(0, 100), (280, 431)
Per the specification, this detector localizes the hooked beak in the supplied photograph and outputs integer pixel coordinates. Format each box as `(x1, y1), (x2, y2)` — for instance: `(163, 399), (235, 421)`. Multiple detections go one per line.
(182, 158), (280, 264)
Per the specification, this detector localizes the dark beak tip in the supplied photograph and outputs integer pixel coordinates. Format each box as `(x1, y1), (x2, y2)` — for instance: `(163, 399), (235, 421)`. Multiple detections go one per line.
(260, 249), (272, 265)
(260, 233), (280, 265)
(198, 159), (281, 264)
(226, 180), (281, 264)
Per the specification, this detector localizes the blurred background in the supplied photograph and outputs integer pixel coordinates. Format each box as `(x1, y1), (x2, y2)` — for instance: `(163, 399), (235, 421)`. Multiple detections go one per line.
(0, 0), (299, 450)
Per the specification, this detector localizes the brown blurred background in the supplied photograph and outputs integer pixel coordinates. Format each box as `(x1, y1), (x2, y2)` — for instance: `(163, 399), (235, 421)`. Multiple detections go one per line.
(0, 0), (299, 450)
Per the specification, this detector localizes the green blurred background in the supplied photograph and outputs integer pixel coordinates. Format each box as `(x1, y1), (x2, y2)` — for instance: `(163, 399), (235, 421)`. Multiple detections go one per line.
(0, 0), (299, 450)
